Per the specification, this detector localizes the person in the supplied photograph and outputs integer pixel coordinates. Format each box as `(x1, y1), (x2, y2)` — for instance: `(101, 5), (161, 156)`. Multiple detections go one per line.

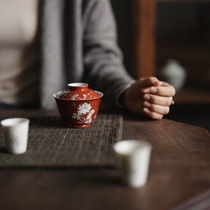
(0, 0), (175, 120)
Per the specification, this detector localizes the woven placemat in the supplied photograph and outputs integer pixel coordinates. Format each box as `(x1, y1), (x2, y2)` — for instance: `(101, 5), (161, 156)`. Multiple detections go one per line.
(0, 114), (123, 168)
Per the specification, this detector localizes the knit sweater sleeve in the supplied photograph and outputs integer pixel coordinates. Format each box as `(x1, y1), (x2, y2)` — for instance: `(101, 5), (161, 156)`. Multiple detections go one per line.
(82, 0), (135, 109)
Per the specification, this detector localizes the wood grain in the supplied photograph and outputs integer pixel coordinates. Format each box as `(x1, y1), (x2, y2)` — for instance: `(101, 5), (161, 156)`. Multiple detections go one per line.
(0, 110), (210, 210)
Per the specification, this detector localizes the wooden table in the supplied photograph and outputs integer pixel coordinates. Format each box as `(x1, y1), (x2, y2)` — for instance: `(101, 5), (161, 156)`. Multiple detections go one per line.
(0, 109), (210, 210)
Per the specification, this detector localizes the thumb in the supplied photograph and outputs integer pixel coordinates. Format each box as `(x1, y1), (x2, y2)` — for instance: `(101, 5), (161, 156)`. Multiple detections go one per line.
(138, 77), (162, 89)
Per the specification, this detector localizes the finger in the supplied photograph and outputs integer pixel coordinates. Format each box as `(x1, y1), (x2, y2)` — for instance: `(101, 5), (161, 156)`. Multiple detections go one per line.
(144, 101), (170, 115)
(149, 85), (176, 97)
(143, 108), (164, 120)
(138, 77), (163, 88)
(144, 94), (173, 106)
(160, 81), (175, 87)
(141, 83), (161, 94)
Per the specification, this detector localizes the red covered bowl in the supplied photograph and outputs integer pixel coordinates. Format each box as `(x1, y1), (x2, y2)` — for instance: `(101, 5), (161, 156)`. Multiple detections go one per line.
(53, 83), (103, 128)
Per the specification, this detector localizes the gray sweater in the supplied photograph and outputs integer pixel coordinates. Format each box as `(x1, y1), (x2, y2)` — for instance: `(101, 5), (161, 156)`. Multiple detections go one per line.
(40, 0), (134, 109)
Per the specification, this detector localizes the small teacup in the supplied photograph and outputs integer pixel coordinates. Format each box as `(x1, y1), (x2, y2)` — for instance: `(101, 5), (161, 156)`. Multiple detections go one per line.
(1, 118), (30, 154)
(114, 140), (152, 188)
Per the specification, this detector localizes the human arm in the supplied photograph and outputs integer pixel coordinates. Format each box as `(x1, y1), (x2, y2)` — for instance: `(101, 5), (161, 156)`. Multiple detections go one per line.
(82, 0), (175, 119)
(83, 0), (134, 108)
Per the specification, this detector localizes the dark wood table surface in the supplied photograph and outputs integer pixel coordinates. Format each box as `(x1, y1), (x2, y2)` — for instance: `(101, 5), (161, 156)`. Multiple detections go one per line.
(0, 109), (210, 210)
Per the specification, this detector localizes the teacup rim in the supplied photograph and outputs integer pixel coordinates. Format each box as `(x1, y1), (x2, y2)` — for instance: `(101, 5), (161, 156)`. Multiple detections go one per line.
(53, 90), (103, 101)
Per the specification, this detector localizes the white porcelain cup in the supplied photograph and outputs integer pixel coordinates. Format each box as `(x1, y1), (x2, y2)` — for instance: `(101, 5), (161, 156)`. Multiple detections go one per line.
(114, 140), (152, 188)
(1, 118), (30, 154)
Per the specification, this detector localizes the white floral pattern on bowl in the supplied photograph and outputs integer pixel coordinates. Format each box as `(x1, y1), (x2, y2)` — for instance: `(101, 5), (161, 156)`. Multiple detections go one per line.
(70, 92), (96, 100)
(72, 103), (95, 124)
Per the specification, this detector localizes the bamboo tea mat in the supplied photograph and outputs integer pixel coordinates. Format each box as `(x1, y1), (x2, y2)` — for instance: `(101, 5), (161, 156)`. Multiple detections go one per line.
(0, 115), (123, 168)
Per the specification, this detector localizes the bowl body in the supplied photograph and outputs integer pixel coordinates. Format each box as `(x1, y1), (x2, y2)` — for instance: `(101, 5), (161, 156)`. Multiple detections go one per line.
(53, 89), (103, 128)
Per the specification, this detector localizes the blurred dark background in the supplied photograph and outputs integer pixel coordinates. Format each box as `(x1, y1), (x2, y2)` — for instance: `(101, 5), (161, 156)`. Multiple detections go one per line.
(110, 0), (210, 132)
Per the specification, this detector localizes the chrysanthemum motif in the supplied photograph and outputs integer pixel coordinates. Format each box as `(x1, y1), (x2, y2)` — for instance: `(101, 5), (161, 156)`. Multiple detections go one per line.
(72, 103), (95, 124)
(78, 103), (92, 115)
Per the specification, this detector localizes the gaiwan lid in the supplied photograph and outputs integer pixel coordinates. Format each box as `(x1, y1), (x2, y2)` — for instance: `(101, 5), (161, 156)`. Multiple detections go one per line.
(59, 83), (100, 100)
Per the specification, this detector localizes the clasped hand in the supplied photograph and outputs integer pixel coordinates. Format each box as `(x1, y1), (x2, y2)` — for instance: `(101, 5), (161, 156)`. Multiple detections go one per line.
(123, 77), (176, 120)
